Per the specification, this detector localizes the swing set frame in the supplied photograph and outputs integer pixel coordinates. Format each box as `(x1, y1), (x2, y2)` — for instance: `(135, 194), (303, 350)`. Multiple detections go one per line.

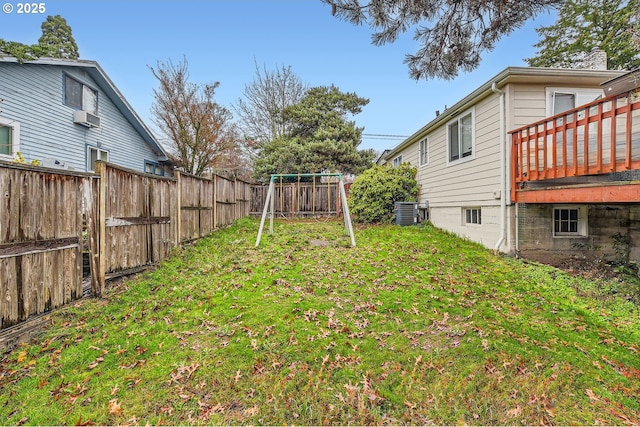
(255, 173), (356, 247)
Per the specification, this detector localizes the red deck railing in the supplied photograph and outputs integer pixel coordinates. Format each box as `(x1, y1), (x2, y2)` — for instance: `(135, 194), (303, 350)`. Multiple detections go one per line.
(510, 92), (640, 201)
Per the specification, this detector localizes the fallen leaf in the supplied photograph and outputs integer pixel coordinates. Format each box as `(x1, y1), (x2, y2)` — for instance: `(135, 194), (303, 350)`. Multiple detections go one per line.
(585, 388), (600, 402)
(108, 399), (123, 416)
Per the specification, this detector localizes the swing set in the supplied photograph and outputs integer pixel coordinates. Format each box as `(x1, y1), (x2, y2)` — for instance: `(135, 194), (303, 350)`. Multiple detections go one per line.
(255, 173), (356, 247)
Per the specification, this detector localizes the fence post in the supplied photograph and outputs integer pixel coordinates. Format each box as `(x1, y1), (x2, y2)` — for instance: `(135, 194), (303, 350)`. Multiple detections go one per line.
(96, 161), (107, 295)
(176, 171), (182, 246)
(213, 174), (218, 230)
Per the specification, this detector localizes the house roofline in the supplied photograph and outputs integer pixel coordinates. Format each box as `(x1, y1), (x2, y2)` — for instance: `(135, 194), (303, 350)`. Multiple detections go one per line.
(381, 66), (626, 161)
(0, 56), (168, 161)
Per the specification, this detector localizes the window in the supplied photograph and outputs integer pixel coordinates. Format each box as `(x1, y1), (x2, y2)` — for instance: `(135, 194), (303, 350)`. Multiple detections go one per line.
(553, 206), (587, 237)
(65, 74), (98, 114)
(546, 88), (603, 116)
(552, 92), (575, 115)
(87, 146), (108, 172)
(392, 155), (403, 167)
(448, 110), (474, 163)
(419, 138), (429, 166)
(145, 161), (164, 176)
(464, 207), (482, 225)
(0, 118), (20, 158)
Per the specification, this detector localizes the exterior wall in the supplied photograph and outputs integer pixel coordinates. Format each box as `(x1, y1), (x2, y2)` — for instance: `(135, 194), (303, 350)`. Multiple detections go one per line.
(518, 203), (640, 265)
(429, 205), (516, 249)
(388, 69), (618, 256)
(0, 62), (161, 172)
(401, 93), (512, 251)
(418, 95), (502, 208)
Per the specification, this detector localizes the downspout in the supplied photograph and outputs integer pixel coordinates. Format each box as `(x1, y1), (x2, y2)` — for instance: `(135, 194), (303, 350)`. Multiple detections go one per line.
(492, 82), (507, 251)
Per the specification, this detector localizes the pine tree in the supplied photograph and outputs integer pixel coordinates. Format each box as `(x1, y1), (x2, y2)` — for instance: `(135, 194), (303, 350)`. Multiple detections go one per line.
(325, 0), (561, 80)
(1, 15), (79, 62)
(527, 0), (640, 70)
(37, 15), (80, 59)
(253, 86), (375, 182)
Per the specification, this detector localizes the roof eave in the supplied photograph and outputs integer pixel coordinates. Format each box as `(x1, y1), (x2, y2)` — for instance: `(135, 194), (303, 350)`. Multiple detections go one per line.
(381, 67), (626, 161)
(0, 55), (168, 159)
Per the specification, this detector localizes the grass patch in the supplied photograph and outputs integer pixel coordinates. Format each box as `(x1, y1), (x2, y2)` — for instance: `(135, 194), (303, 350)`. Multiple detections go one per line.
(1, 218), (639, 425)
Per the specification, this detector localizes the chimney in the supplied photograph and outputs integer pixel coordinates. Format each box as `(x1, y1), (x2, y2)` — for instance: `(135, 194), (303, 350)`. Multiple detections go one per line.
(583, 47), (608, 70)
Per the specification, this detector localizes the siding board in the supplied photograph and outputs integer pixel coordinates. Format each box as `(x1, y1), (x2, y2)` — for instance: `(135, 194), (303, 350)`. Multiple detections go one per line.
(0, 62), (162, 172)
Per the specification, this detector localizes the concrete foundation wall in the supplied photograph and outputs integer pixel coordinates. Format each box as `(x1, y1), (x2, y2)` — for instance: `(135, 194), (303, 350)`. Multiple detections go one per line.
(517, 203), (640, 266)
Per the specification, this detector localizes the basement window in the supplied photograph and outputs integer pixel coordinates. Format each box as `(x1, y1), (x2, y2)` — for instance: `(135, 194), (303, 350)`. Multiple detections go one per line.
(553, 206), (587, 237)
(464, 207), (482, 225)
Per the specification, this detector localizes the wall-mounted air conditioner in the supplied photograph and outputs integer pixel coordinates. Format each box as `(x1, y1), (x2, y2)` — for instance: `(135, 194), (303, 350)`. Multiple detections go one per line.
(73, 110), (101, 128)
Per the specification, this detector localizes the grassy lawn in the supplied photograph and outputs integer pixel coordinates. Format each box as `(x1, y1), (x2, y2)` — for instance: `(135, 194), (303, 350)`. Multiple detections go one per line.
(1, 218), (639, 425)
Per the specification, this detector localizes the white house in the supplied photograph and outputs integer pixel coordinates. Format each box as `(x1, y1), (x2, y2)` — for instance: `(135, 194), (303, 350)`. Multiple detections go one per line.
(379, 65), (640, 264)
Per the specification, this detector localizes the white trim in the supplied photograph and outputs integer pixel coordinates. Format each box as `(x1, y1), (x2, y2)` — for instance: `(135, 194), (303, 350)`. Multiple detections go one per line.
(87, 145), (109, 172)
(552, 205), (588, 238)
(419, 137), (429, 166)
(463, 207), (482, 226)
(0, 117), (20, 160)
(392, 155), (403, 167)
(446, 107), (475, 166)
(545, 87), (603, 116)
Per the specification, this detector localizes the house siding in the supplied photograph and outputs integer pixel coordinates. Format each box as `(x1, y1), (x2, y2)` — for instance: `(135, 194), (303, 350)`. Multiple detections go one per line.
(385, 68), (625, 255)
(0, 62), (161, 172)
(418, 95), (502, 208)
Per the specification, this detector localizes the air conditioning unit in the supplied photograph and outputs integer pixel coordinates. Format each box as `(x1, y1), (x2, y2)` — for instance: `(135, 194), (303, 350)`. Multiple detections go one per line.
(73, 110), (101, 128)
(394, 202), (419, 226)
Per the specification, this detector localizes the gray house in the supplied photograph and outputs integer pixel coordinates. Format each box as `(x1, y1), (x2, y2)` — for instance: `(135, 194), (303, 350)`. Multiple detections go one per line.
(0, 57), (170, 175)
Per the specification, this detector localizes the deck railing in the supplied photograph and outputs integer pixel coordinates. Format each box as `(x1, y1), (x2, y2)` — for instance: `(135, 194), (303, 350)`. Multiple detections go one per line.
(510, 92), (640, 199)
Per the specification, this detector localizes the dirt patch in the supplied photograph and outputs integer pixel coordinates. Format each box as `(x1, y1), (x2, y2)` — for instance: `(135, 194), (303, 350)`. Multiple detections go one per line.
(309, 239), (332, 247)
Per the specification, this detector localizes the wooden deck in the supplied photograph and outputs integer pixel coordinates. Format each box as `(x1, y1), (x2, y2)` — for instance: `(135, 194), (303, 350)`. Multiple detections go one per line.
(511, 92), (640, 203)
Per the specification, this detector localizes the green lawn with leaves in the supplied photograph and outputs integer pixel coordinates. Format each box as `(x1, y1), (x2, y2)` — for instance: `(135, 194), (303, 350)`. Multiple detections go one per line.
(1, 218), (639, 425)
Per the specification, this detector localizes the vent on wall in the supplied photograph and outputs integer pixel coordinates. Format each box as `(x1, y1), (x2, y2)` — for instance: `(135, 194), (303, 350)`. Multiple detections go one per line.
(73, 110), (101, 128)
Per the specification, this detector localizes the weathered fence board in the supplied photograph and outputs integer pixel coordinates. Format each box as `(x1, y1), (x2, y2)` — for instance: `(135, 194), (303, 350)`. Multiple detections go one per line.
(178, 172), (215, 243)
(216, 175), (236, 227)
(1, 160), (253, 332)
(235, 180), (251, 220)
(99, 163), (178, 280)
(0, 163), (89, 329)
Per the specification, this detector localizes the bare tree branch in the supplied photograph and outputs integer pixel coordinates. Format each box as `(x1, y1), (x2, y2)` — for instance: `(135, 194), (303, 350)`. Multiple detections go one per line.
(150, 57), (236, 176)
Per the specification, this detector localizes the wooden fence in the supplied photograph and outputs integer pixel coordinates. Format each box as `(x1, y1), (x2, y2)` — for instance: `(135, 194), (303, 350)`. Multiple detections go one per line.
(250, 180), (349, 217)
(0, 161), (252, 330)
(1, 163), (91, 329)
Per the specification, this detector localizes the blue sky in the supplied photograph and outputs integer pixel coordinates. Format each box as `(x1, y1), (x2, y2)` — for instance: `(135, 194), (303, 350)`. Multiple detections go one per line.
(0, 0), (556, 153)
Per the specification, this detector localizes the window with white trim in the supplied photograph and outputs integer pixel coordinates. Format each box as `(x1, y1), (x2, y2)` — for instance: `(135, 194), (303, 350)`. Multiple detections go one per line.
(87, 146), (108, 172)
(65, 73), (98, 114)
(545, 88), (603, 116)
(447, 110), (474, 163)
(553, 206), (587, 237)
(419, 138), (429, 166)
(0, 118), (20, 158)
(464, 207), (482, 225)
(392, 155), (403, 167)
